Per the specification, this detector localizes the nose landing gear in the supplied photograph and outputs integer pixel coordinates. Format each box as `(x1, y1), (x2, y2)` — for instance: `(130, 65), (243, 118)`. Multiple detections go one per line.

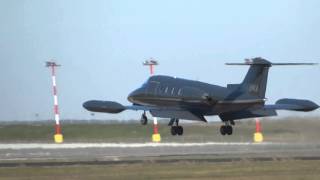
(168, 118), (183, 136)
(140, 111), (148, 125)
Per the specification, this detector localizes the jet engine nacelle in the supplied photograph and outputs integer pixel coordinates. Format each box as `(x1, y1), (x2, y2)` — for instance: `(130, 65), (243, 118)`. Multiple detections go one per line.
(83, 100), (125, 113)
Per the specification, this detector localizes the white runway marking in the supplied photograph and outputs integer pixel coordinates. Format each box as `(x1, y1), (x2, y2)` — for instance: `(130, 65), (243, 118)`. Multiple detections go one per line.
(0, 142), (276, 150)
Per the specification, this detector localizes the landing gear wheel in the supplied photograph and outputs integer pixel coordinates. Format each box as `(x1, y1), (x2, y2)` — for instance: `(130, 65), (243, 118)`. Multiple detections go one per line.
(226, 126), (233, 135)
(170, 119), (184, 136)
(220, 126), (226, 136)
(140, 113), (148, 125)
(177, 126), (184, 136)
(171, 126), (178, 136)
(220, 125), (233, 136)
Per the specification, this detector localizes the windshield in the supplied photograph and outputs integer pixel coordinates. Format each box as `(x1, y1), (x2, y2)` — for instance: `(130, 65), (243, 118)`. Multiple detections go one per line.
(141, 80), (148, 88)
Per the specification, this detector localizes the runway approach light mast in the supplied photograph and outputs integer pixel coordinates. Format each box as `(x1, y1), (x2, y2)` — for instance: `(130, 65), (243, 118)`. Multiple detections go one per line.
(143, 59), (158, 75)
(143, 58), (161, 143)
(46, 61), (63, 143)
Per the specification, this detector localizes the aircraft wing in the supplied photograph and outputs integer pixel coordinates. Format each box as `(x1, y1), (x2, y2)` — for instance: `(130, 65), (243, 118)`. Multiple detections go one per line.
(219, 109), (277, 121)
(83, 101), (207, 121)
(219, 98), (319, 121)
(83, 98), (318, 122)
(127, 105), (207, 122)
(264, 98), (319, 112)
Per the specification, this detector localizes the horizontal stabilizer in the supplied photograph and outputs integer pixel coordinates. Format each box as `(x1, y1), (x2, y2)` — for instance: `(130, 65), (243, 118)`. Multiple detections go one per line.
(226, 57), (317, 66)
(226, 62), (318, 66)
(265, 98), (319, 112)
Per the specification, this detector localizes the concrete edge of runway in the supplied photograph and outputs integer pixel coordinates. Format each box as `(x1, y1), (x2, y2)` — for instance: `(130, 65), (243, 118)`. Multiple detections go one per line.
(1, 155), (320, 168)
(0, 142), (284, 150)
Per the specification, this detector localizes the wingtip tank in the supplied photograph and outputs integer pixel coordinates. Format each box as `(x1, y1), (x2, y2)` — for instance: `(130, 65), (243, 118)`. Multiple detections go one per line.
(83, 100), (126, 113)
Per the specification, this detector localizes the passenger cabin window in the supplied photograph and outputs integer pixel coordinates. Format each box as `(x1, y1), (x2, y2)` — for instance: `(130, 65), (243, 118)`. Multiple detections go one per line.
(171, 88), (175, 95)
(178, 88), (182, 96)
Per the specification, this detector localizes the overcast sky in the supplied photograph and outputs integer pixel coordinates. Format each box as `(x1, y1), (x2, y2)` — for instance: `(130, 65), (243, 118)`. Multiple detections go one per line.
(0, 0), (319, 121)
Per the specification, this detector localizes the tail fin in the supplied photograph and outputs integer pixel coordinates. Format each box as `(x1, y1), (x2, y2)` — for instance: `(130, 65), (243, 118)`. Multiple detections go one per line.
(226, 57), (317, 99)
(240, 58), (271, 99)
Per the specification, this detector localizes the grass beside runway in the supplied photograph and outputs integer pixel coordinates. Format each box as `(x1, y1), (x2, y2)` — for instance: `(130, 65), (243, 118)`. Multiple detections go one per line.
(0, 117), (319, 143)
(0, 159), (319, 180)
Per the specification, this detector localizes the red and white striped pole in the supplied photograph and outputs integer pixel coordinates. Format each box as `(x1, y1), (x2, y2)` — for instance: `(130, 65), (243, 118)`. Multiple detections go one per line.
(143, 59), (161, 142)
(255, 118), (261, 133)
(46, 61), (63, 143)
(254, 118), (263, 143)
(149, 64), (159, 138)
(149, 63), (154, 75)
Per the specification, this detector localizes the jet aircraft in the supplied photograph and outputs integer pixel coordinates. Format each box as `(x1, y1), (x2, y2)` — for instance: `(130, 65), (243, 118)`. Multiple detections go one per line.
(83, 57), (319, 136)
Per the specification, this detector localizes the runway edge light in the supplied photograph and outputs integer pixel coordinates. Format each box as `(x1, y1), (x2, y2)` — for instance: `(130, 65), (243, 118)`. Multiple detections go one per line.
(46, 61), (64, 144)
(254, 118), (263, 143)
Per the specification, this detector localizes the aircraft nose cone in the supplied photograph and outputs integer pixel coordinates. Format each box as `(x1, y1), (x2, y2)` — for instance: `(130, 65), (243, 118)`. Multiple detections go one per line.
(127, 91), (137, 102)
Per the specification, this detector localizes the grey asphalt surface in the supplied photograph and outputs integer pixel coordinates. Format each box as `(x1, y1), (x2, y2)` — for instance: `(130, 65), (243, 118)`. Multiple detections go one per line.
(0, 142), (319, 163)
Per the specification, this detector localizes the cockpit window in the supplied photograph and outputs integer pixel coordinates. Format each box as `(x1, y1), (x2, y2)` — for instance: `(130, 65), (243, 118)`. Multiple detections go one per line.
(141, 79), (150, 88)
(141, 82), (148, 88)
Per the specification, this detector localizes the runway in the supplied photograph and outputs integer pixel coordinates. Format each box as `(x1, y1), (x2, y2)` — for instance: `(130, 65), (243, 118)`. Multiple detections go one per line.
(0, 142), (320, 163)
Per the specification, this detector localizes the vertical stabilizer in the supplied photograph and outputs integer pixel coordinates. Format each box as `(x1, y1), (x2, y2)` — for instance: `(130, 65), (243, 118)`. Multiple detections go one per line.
(240, 58), (271, 98)
(226, 57), (317, 99)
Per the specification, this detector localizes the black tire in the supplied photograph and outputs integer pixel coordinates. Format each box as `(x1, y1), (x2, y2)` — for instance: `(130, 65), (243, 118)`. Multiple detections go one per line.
(177, 126), (184, 136)
(220, 126), (226, 136)
(171, 126), (177, 136)
(226, 126), (233, 135)
(140, 115), (147, 125)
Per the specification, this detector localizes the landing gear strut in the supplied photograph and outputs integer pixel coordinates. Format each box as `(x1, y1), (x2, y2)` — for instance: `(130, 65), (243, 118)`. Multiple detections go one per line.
(140, 111), (148, 125)
(220, 121), (234, 136)
(168, 118), (183, 136)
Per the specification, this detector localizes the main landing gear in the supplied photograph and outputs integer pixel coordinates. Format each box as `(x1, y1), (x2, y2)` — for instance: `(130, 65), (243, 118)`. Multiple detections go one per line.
(220, 120), (235, 136)
(140, 111), (148, 125)
(168, 118), (183, 136)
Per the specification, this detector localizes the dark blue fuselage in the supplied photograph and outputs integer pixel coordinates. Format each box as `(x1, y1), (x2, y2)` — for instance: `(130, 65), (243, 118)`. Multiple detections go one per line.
(128, 75), (262, 115)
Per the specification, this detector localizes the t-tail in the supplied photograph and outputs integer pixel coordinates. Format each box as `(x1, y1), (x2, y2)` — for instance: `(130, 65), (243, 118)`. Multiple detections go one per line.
(226, 57), (317, 100)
